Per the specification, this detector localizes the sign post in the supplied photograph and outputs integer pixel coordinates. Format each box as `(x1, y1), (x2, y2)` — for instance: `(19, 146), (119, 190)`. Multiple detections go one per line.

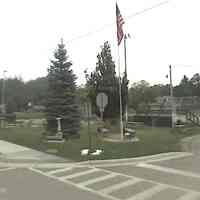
(85, 101), (92, 154)
(96, 93), (108, 121)
(56, 117), (63, 138)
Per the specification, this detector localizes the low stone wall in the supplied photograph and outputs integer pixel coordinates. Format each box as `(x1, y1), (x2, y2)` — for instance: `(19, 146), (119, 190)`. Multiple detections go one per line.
(7, 118), (46, 128)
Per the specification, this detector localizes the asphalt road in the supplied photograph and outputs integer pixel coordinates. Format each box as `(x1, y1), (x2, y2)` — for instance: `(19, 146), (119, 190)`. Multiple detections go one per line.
(0, 168), (110, 200)
(1, 152), (200, 200)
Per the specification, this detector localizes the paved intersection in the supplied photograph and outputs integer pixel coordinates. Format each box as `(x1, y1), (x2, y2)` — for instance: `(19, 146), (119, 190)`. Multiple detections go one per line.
(1, 152), (200, 200)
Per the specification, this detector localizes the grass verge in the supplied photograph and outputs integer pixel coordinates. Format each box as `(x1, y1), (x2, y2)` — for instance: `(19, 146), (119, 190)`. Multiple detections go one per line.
(15, 112), (45, 119)
(0, 123), (192, 161)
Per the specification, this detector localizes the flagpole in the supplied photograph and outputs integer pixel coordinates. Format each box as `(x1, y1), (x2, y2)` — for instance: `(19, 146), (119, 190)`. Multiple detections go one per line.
(116, 2), (124, 140)
(169, 65), (176, 128)
(124, 34), (128, 125)
(117, 46), (124, 140)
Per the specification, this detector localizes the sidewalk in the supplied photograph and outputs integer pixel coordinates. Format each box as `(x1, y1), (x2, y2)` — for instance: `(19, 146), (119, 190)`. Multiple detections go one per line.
(0, 140), (67, 163)
(181, 135), (200, 155)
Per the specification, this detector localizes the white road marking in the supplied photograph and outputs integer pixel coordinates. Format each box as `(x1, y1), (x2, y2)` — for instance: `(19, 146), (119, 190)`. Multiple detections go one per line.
(30, 166), (200, 200)
(0, 187), (7, 194)
(79, 173), (117, 186)
(47, 167), (73, 175)
(59, 168), (99, 180)
(0, 167), (16, 172)
(100, 178), (141, 194)
(0, 152), (192, 168)
(92, 153), (193, 168)
(176, 192), (200, 200)
(0, 162), (76, 168)
(126, 184), (167, 200)
(137, 163), (200, 179)
(144, 153), (193, 164)
(79, 152), (192, 165)
(30, 167), (119, 200)
(30, 163), (200, 199)
(98, 166), (200, 194)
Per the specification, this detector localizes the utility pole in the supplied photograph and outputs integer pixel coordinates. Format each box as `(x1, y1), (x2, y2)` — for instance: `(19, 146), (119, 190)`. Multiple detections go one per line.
(169, 65), (176, 128)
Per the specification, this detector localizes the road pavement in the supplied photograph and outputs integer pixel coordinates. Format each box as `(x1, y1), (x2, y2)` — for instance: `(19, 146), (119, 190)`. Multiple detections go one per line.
(1, 139), (200, 199)
(0, 168), (110, 200)
(1, 152), (200, 200)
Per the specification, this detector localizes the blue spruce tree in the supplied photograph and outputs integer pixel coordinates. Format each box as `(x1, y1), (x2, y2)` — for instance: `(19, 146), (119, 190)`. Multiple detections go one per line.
(45, 40), (80, 138)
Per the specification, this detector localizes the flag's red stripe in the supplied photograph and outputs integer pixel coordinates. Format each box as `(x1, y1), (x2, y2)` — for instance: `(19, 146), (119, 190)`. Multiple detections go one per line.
(116, 4), (124, 45)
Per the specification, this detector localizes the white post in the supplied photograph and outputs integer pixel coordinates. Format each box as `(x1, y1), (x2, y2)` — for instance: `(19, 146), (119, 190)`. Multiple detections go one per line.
(56, 117), (63, 138)
(117, 47), (124, 140)
(124, 34), (128, 124)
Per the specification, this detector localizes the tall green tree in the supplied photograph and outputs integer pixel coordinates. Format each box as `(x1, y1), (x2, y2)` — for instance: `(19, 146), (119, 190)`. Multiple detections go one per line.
(86, 41), (127, 120)
(25, 77), (48, 106)
(190, 73), (200, 96)
(128, 81), (169, 113)
(0, 77), (27, 113)
(129, 80), (152, 113)
(45, 40), (80, 138)
(174, 75), (193, 97)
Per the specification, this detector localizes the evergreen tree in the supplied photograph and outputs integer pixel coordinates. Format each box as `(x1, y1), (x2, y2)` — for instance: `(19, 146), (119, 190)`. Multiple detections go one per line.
(45, 40), (80, 138)
(86, 41), (127, 119)
(174, 75), (193, 97)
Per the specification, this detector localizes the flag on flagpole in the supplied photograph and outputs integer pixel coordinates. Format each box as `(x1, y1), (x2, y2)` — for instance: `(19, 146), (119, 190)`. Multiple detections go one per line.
(116, 3), (125, 46)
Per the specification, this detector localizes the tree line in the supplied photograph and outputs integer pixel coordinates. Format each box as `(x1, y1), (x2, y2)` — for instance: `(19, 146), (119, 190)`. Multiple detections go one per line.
(0, 77), (48, 113)
(129, 74), (200, 113)
(1, 40), (200, 137)
(0, 45), (200, 116)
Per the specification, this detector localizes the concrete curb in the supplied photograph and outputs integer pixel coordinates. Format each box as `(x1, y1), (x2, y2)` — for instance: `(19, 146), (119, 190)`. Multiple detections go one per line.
(77, 152), (193, 165)
(0, 152), (193, 168)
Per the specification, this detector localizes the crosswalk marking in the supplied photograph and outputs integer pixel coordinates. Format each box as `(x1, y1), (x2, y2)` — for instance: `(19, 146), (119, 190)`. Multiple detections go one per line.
(29, 167), (119, 200)
(47, 167), (73, 175)
(30, 165), (200, 200)
(176, 192), (200, 200)
(126, 184), (167, 200)
(59, 168), (99, 180)
(100, 178), (141, 194)
(79, 173), (117, 186)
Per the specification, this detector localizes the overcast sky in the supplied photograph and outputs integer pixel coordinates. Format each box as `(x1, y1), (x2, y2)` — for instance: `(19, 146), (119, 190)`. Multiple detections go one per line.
(0, 0), (199, 86)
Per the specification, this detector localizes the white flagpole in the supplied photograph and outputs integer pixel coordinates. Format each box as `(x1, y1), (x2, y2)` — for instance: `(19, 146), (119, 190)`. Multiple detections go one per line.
(116, 2), (124, 140)
(124, 34), (128, 125)
(117, 46), (124, 140)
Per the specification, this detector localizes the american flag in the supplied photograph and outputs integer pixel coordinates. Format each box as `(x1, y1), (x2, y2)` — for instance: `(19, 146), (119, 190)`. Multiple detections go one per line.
(116, 3), (125, 46)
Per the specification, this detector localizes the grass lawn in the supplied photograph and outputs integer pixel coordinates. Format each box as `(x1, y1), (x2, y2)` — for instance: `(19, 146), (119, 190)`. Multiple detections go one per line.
(15, 112), (45, 119)
(0, 123), (194, 161)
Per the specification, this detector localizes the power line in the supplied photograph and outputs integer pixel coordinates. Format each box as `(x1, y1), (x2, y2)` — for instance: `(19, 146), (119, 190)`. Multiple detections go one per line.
(172, 64), (200, 68)
(66, 1), (170, 43)
(126, 1), (169, 19)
